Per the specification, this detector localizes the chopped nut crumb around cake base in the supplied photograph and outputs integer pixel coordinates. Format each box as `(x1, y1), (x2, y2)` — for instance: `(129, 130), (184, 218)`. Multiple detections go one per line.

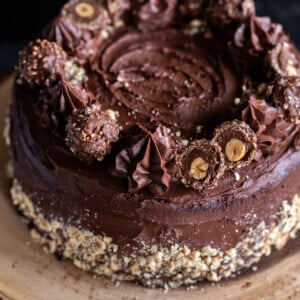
(9, 179), (300, 289)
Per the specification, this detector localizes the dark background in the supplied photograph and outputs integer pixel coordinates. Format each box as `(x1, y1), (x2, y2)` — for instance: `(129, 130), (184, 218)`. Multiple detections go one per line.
(0, 0), (300, 76)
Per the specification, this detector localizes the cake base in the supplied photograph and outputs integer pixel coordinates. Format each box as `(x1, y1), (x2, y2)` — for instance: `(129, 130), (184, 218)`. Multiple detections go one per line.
(9, 178), (300, 289)
(1, 77), (300, 298)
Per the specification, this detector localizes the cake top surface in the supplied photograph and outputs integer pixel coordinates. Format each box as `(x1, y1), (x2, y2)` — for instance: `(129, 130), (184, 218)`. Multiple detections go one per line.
(15, 0), (300, 202)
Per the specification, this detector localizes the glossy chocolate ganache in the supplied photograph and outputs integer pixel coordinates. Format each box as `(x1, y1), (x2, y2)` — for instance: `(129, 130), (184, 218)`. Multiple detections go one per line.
(8, 0), (300, 287)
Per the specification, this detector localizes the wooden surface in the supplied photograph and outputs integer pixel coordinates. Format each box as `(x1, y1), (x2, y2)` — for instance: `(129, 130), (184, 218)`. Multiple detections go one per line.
(1, 76), (300, 300)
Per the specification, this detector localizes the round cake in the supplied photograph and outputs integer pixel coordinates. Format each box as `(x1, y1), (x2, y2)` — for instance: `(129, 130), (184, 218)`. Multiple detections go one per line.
(7, 0), (300, 288)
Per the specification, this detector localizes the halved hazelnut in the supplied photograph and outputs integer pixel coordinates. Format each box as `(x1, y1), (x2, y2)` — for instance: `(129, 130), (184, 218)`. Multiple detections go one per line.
(190, 157), (209, 180)
(213, 120), (257, 168)
(75, 2), (95, 18)
(176, 139), (225, 191)
(225, 138), (247, 162)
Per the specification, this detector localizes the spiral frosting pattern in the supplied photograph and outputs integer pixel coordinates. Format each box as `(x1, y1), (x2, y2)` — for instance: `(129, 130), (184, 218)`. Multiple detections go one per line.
(98, 29), (239, 133)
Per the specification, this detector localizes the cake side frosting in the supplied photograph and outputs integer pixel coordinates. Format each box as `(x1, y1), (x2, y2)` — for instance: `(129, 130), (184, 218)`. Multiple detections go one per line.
(9, 178), (300, 288)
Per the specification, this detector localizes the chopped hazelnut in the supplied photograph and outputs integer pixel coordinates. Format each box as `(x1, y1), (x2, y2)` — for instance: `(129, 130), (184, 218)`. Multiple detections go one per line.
(190, 157), (209, 180)
(234, 97), (241, 106)
(105, 109), (118, 121)
(225, 138), (247, 162)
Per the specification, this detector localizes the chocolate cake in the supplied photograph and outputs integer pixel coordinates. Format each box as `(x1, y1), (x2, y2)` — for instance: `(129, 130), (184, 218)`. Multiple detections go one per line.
(6, 0), (300, 288)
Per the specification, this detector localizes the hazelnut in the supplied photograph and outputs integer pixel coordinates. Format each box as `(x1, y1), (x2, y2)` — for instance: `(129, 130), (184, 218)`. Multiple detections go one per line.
(105, 109), (118, 122)
(213, 120), (257, 168)
(74, 2), (95, 18)
(225, 138), (247, 162)
(190, 157), (209, 180)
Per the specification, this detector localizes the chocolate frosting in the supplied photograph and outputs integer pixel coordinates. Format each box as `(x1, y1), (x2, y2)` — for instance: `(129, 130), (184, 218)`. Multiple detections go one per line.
(10, 85), (300, 252)
(234, 15), (286, 55)
(113, 125), (175, 195)
(37, 79), (89, 130)
(242, 96), (298, 155)
(9, 0), (300, 253)
(234, 15), (285, 55)
(127, 0), (178, 31)
(97, 29), (239, 134)
(231, 15), (289, 76)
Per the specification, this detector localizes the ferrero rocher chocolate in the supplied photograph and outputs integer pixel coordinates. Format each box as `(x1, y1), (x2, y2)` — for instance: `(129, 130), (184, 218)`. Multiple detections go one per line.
(66, 103), (119, 162)
(18, 39), (67, 87)
(177, 139), (224, 190)
(213, 120), (257, 168)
